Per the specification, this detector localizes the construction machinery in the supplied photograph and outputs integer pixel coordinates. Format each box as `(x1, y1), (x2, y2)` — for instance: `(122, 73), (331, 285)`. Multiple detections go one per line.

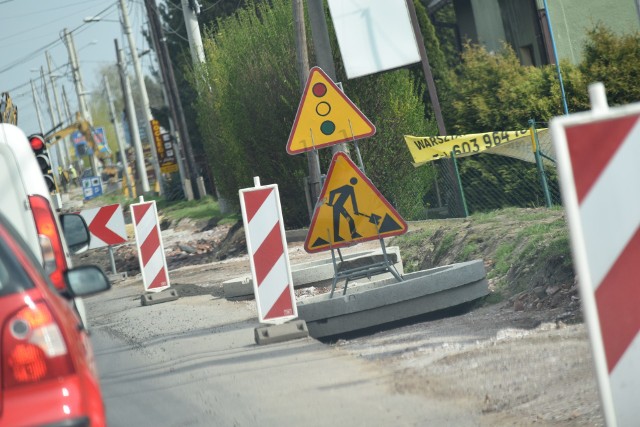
(46, 112), (119, 180)
(0, 92), (18, 125)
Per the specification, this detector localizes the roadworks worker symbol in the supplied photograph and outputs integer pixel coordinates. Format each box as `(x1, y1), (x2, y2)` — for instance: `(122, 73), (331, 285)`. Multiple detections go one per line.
(286, 66), (376, 155)
(304, 152), (407, 253)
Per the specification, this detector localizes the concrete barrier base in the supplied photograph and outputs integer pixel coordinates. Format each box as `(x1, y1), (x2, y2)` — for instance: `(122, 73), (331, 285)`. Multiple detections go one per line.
(140, 288), (180, 306)
(108, 272), (128, 283)
(254, 320), (309, 345)
(224, 246), (403, 299)
(297, 259), (489, 338)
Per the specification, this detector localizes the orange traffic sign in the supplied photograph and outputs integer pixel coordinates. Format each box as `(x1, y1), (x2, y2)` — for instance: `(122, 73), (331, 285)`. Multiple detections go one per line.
(286, 67), (376, 155)
(304, 152), (407, 253)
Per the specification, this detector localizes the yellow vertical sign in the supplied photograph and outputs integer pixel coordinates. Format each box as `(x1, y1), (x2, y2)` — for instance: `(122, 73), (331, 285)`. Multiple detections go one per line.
(150, 119), (178, 174)
(286, 67), (376, 155)
(304, 152), (407, 253)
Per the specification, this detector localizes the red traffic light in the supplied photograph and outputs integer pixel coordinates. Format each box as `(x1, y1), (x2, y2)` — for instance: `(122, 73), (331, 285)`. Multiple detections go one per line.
(29, 134), (46, 152)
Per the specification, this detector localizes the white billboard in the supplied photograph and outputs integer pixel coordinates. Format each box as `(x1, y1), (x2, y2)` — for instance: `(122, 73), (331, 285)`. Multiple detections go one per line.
(327, 0), (421, 79)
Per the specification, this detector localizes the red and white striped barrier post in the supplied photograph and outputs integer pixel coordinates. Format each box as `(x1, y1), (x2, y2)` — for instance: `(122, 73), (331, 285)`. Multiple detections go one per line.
(240, 177), (297, 324)
(80, 204), (128, 275)
(130, 198), (171, 293)
(552, 82), (640, 426)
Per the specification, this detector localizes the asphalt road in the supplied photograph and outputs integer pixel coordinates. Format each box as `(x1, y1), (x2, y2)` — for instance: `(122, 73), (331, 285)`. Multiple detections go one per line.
(86, 266), (476, 427)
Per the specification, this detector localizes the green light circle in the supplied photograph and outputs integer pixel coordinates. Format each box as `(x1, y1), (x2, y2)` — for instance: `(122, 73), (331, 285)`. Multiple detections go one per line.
(320, 121), (335, 135)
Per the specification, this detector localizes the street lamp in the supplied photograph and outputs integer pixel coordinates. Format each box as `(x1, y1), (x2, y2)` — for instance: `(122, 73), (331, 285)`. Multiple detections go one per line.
(84, 16), (120, 23)
(78, 40), (98, 52)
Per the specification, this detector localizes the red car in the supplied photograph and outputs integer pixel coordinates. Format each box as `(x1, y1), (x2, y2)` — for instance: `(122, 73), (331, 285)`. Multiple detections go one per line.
(0, 212), (110, 427)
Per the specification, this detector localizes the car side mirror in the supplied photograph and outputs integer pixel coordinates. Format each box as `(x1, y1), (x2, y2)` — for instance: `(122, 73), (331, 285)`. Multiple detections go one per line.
(64, 265), (111, 297)
(60, 213), (90, 254)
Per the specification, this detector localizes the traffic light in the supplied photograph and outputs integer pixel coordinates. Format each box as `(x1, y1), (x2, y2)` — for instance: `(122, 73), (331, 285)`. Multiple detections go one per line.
(28, 134), (55, 192)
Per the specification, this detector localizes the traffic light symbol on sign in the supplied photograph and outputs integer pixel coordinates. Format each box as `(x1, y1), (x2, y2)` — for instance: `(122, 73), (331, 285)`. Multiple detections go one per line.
(286, 67), (376, 155)
(29, 134), (55, 193)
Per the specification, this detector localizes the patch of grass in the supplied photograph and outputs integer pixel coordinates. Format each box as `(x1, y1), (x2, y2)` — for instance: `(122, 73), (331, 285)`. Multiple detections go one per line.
(433, 230), (457, 261)
(393, 229), (433, 247)
(540, 233), (572, 267)
(218, 214), (242, 225)
(469, 210), (502, 224)
(490, 242), (516, 278)
(520, 222), (555, 236)
(457, 242), (479, 261)
(156, 196), (221, 221)
(84, 192), (135, 210)
(512, 209), (554, 222)
(404, 260), (420, 273)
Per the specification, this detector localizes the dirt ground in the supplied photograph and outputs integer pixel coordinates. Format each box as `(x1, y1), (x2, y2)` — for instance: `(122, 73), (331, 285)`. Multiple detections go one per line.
(74, 214), (604, 426)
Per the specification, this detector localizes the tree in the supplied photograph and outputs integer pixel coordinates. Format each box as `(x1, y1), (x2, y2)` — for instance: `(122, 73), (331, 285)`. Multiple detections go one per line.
(192, 0), (439, 225)
(195, 0), (308, 225)
(156, 0), (254, 195)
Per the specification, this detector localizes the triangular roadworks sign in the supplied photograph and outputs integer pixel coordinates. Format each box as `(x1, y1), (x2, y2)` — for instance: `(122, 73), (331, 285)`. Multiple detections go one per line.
(287, 67), (376, 155)
(304, 152), (407, 253)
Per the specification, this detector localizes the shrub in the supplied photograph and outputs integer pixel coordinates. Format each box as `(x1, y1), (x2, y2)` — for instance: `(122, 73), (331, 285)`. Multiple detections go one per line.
(580, 25), (640, 106)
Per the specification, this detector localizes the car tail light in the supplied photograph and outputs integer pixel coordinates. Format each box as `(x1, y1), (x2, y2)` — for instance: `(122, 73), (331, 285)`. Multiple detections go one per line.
(28, 195), (68, 291)
(3, 298), (73, 388)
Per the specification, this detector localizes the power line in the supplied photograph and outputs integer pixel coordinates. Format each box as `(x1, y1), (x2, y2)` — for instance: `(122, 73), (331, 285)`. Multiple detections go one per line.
(0, 0), (104, 21)
(0, 2), (119, 76)
(0, 1), (118, 46)
(6, 61), (73, 95)
(201, 0), (226, 14)
(0, 38), (61, 76)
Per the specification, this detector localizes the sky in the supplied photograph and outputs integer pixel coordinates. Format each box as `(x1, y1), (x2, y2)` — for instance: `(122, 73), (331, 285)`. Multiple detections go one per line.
(0, 0), (156, 135)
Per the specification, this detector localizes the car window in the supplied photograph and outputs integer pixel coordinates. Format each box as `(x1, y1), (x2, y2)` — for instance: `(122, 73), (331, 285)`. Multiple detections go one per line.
(0, 235), (35, 296)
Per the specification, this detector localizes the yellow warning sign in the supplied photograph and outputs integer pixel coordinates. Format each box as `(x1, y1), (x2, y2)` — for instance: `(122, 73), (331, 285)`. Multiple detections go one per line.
(287, 67), (376, 155)
(304, 152), (408, 253)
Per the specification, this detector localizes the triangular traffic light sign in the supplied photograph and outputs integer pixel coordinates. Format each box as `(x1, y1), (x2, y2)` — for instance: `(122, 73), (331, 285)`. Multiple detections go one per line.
(287, 67), (376, 155)
(304, 152), (407, 253)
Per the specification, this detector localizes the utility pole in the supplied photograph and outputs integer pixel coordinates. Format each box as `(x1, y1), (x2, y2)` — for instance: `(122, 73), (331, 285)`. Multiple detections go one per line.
(104, 76), (134, 199)
(63, 28), (99, 176)
(180, 0), (232, 206)
(145, 0), (199, 199)
(40, 66), (63, 182)
(61, 86), (72, 122)
(30, 79), (45, 134)
(116, 39), (150, 194)
(46, 51), (69, 169)
(148, 47), (192, 201)
(293, 0), (322, 217)
(61, 86), (76, 167)
(63, 28), (92, 124)
(181, 0), (205, 63)
(181, 0), (208, 199)
(118, 0), (163, 195)
(405, 0), (447, 135)
(40, 67), (55, 127)
(404, 0), (466, 217)
(307, 0), (346, 155)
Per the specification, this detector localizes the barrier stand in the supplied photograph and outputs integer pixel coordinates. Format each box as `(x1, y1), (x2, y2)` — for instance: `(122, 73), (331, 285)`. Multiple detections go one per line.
(328, 216), (404, 298)
(107, 245), (128, 282)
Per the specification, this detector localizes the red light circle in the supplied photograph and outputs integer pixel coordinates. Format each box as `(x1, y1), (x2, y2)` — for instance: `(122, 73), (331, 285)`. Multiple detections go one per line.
(29, 135), (45, 151)
(312, 83), (327, 97)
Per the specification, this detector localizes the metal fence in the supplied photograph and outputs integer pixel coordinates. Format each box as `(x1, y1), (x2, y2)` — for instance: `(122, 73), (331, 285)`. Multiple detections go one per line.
(420, 121), (560, 219)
